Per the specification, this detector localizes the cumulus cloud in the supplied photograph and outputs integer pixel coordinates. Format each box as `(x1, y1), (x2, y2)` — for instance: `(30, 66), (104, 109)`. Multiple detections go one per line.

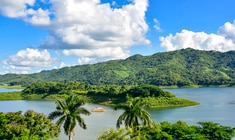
(0, 0), (150, 73)
(25, 8), (51, 26)
(0, 0), (51, 26)
(63, 47), (130, 64)
(160, 21), (235, 52)
(0, 0), (150, 71)
(2, 48), (57, 74)
(40, 0), (150, 62)
(218, 21), (235, 41)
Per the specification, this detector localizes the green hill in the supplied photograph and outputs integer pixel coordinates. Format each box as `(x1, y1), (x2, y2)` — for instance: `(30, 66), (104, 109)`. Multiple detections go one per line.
(1, 48), (235, 87)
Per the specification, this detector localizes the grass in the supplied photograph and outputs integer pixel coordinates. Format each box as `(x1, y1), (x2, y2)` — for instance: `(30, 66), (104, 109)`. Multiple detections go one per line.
(0, 84), (24, 89)
(0, 92), (23, 100)
(0, 92), (92, 102)
(143, 97), (199, 108)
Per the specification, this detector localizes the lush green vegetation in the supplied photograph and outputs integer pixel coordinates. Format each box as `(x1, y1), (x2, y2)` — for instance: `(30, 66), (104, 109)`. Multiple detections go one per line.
(18, 82), (198, 107)
(98, 121), (235, 140)
(1, 48), (235, 87)
(0, 110), (60, 140)
(115, 96), (153, 130)
(0, 92), (23, 100)
(48, 94), (91, 140)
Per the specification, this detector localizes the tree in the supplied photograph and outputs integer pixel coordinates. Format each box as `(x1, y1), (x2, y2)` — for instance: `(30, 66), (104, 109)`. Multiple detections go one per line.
(0, 110), (59, 140)
(115, 96), (153, 131)
(48, 94), (91, 140)
(98, 128), (132, 140)
(197, 121), (235, 140)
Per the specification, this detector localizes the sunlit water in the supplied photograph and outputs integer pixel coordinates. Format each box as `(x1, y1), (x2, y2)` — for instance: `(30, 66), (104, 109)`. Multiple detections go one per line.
(0, 87), (235, 139)
(0, 88), (21, 92)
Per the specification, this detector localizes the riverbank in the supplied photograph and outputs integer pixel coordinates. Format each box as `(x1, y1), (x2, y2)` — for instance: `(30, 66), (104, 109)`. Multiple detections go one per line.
(0, 84), (24, 89)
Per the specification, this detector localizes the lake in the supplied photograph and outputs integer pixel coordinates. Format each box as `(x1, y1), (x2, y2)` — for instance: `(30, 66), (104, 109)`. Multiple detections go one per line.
(0, 87), (235, 140)
(0, 88), (21, 92)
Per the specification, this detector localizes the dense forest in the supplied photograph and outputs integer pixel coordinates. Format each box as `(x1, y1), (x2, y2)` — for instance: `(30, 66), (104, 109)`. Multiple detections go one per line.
(1, 48), (235, 87)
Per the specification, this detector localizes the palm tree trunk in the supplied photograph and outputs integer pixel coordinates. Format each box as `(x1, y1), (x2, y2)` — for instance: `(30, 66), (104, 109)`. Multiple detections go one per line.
(69, 132), (73, 140)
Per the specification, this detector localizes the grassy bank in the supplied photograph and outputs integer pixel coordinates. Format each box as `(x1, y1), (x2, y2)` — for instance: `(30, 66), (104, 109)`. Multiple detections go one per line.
(0, 84), (24, 89)
(0, 92), (23, 100)
(143, 97), (199, 108)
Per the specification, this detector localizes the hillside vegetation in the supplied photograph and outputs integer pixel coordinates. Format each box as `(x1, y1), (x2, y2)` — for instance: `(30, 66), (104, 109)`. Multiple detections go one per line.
(1, 48), (235, 87)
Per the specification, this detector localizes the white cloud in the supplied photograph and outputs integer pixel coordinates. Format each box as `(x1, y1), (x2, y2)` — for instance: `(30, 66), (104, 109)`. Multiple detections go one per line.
(2, 48), (57, 74)
(160, 21), (235, 52)
(25, 8), (51, 26)
(153, 18), (162, 32)
(0, 0), (51, 26)
(78, 57), (95, 65)
(0, 0), (151, 73)
(218, 21), (235, 41)
(40, 0), (150, 62)
(51, 62), (69, 70)
(2, 65), (31, 74)
(63, 47), (130, 64)
(1, 0), (150, 73)
(0, 0), (35, 17)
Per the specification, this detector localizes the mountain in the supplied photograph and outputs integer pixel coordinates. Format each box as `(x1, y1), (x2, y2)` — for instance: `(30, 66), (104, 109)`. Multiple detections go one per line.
(1, 48), (235, 87)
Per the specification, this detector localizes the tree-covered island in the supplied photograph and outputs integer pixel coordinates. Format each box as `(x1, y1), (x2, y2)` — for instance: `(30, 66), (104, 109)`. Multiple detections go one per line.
(0, 81), (199, 108)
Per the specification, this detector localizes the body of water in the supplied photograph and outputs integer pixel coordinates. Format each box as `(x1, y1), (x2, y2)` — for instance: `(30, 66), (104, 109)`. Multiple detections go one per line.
(0, 88), (21, 92)
(0, 87), (235, 139)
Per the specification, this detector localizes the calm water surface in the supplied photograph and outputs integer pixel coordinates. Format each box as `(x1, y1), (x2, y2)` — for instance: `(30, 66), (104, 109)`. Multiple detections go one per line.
(0, 87), (235, 140)
(0, 88), (21, 92)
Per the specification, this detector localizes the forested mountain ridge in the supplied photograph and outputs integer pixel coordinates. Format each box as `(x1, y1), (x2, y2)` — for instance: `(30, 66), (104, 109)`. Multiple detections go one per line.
(1, 48), (235, 87)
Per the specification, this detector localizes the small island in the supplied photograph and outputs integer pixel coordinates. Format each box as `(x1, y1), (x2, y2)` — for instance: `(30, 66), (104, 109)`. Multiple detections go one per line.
(0, 81), (199, 108)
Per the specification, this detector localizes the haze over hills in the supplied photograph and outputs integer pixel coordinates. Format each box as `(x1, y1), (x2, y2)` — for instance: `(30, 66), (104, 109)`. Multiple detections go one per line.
(1, 48), (235, 87)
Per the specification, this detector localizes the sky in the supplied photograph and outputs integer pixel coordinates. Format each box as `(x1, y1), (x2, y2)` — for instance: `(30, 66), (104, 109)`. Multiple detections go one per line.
(0, 0), (235, 74)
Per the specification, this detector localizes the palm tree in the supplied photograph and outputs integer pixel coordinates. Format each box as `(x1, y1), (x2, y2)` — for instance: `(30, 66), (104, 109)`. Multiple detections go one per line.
(115, 96), (153, 131)
(48, 94), (91, 140)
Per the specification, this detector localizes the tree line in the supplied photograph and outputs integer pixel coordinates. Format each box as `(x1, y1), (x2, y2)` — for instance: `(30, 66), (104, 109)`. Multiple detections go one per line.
(22, 81), (174, 98)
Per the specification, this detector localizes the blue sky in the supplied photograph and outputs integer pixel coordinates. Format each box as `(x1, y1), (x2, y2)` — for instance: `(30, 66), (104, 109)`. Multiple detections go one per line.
(0, 0), (235, 74)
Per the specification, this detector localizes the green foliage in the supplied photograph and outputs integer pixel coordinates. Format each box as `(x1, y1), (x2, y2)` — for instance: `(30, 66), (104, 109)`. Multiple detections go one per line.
(2, 82), (198, 107)
(98, 121), (235, 140)
(1, 49), (235, 86)
(98, 128), (133, 140)
(127, 84), (175, 98)
(115, 96), (153, 130)
(22, 81), (90, 95)
(197, 121), (235, 140)
(143, 97), (199, 108)
(48, 94), (91, 140)
(0, 110), (59, 140)
(0, 92), (23, 100)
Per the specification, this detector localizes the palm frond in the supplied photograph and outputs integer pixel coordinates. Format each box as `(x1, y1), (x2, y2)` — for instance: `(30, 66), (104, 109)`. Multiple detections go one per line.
(56, 115), (66, 127)
(76, 107), (91, 116)
(75, 115), (86, 129)
(48, 110), (63, 120)
(63, 116), (72, 135)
